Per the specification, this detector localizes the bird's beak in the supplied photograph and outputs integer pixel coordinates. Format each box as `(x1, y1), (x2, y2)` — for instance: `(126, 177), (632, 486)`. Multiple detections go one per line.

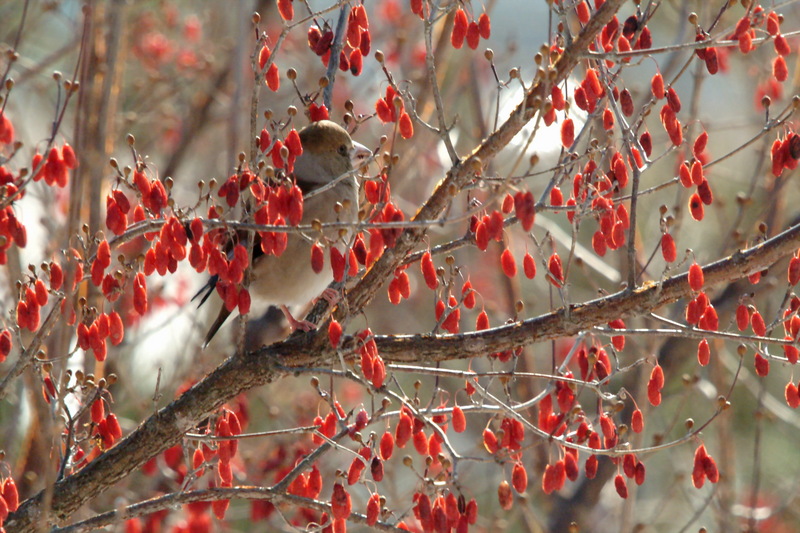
(350, 141), (372, 171)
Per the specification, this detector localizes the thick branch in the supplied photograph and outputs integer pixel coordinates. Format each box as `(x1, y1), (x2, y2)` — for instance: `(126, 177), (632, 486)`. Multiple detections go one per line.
(5, 354), (278, 531)
(284, 219), (800, 362)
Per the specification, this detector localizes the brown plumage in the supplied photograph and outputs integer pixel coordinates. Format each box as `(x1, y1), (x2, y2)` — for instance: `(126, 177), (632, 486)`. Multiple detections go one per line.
(196, 120), (370, 346)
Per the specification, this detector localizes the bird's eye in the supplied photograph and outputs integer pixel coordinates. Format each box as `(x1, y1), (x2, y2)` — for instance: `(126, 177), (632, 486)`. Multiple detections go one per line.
(338, 144), (349, 156)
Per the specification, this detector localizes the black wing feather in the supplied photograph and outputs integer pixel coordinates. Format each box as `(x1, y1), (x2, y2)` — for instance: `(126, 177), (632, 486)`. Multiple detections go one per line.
(192, 274), (219, 308)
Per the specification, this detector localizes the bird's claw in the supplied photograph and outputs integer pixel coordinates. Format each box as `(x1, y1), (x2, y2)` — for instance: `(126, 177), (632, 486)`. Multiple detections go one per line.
(319, 288), (340, 307)
(280, 304), (317, 331)
(288, 318), (317, 332)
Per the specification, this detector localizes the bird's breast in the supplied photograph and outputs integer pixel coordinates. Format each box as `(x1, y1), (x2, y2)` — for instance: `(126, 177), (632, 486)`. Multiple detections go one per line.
(248, 176), (359, 308)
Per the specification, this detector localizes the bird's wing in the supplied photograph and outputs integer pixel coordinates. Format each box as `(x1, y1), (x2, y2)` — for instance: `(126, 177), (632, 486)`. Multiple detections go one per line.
(195, 230), (268, 345)
(192, 230), (267, 310)
(295, 176), (319, 195)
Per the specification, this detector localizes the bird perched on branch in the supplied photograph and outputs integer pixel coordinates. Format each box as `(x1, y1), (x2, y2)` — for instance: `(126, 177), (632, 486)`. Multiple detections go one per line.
(195, 120), (371, 346)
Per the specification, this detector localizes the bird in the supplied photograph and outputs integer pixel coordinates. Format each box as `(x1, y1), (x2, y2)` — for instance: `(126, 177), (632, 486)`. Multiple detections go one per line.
(195, 120), (371, 346)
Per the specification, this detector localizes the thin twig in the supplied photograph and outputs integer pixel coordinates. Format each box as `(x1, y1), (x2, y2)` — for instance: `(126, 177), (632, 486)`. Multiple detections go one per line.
(322, 5), (349, 110)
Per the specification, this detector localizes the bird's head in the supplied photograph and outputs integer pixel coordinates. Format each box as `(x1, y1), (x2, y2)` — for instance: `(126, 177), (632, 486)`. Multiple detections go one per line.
(293, 120), (371, 187)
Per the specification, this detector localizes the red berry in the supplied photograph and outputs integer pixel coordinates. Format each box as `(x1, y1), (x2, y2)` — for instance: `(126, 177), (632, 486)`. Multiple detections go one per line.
(277, 0), (294, 20)
(647, 365), (664, 406)
(592, 230), (607, 257)
(775, 34), (791, 56)
(631, 409), (644, 433)
(693, 131), (708, 158)
(523, 252), (536, 279)
(451, 8), (468, 49)
(380, 431), (394, 459)
(548, 253), (564, 286)
(751, 311), (767, 337)
(501, 248), (517, 277)
(91, 399), (105, 424)
(786, 382), (800, 408)
(697, 338), (710, 366)
(615, 474), (628, 498)
(2, 478), (18, 512)
(497, 480), (513, 510)
(603, 108), (614, 131)
(331, 483), (351, 520)
(478, 13), (491, 39)
(585, 68), (603, 97)
(755, 352), (770, 377)
(585, 455), (599, 479)
(620, 88), (634, 116)
(395, 411), (412, 448)
(666, 86), (681, 113)
(561, 118), (574, 148)
(483, 428), (498, 454)
(651, 73), (665, 99)
(661, 233), (677, 262)
(789, 257), (800, 285)
(688, 262), (704, 291)
(399, 112), (414, 139)
(452, 405), (466, 433)
(328, 320), (342, 346)
(476, 310), (490, 331)
(421, 251), (438, 290)
(512, 462), (528, 493)
(466, 21), (480, 50)
(774, 55), (788, 82)
(366, 493), (380, 526)
(576, 1), (591, 24)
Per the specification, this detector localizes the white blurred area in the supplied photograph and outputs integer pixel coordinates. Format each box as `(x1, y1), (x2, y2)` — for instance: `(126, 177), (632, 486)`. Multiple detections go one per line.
(124, 269), (291, 398)
(123, 272), (200, 396)
(500, 79), (589, 169)
(433, 78), (589, 176)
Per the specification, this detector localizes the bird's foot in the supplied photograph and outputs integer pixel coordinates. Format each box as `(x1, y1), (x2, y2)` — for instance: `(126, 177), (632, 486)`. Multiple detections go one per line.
(319, 288), (340, 307)
(280, 305), (316, 332)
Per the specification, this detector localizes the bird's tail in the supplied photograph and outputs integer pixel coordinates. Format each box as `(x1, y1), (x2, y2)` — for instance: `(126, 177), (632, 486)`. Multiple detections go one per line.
(193, 274), (229, 347)
(192, 274), (219, 308)
(203, 305), (231, 348)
